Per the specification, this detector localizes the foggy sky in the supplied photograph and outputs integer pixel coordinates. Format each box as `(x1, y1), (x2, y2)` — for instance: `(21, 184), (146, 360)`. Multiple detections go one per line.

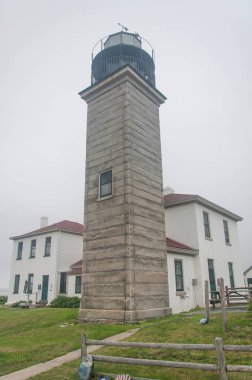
(1, 0), (251, 288)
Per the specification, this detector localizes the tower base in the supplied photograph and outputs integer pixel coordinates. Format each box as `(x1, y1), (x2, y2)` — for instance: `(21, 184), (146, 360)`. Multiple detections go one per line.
(78, 307), (172, 324)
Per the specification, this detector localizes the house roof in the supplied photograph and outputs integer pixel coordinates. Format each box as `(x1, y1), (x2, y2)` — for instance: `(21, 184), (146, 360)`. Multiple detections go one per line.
(68, 259), (83, 275)
(67, 237), (197, 275)
(10, 220), (84, 240)
(244, 265), (252, 275)
(164, 193), (242, 222)
(166, 237), (198, 256)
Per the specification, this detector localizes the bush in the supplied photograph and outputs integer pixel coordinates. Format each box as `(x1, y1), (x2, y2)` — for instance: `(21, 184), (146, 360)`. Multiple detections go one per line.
(0, 296), (7, 305)
(11, 300), (29, 308)
(50, 295), (80, 308)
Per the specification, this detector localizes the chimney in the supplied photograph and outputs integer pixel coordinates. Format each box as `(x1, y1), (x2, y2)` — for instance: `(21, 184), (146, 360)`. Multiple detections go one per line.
(163, 186), (175, 196)
(40, 216), (48, 228)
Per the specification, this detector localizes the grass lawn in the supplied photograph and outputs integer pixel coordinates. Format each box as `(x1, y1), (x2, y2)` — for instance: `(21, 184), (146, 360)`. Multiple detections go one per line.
(31, 311), (252, 380)
(0, 307), (251, 380)
(0, 307), (133, 376)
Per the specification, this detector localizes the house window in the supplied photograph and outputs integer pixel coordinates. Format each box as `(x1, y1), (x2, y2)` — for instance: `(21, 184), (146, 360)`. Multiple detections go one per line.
(174, 260), (184, 291)
(99, 169), (112, 198)
(17, 242), (23, 260)
(27, 274), (34, 293)
(208, 258), (217, 298)
(75, 276), (81, 294)
(203, 211), (211, 239)
(228, 262), (235, 288)
(60, 272), (67, 293)
(44, 237), (51, 256)
(13, 274), (20, 293)
(30, 239), (36, 258)
(223, 220), (230, 244)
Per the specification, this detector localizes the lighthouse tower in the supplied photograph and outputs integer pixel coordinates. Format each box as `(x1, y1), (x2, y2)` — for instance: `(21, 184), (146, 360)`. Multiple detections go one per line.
(78, 31), (171, 323)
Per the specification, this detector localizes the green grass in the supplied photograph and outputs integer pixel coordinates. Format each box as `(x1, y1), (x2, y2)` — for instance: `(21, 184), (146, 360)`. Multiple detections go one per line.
(0, 307), (132, 376)
(31, 312), (252, 380)
(0, 307), (251, 380)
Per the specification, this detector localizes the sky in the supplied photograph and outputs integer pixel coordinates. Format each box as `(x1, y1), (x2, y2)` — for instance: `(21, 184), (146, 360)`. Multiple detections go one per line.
(0, 0), (251, 289)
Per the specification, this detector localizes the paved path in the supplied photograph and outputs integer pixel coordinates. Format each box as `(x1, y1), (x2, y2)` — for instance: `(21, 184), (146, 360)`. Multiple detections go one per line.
(0, 329), (139, 380)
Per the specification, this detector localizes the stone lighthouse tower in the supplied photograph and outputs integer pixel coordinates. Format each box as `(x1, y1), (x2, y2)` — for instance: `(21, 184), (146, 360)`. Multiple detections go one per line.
(78, 30), (171, 323)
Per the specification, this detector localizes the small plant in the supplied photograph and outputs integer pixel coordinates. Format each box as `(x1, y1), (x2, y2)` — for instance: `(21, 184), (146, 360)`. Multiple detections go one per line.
(0, 296), (7, 305)
(50, 295), (80, 308)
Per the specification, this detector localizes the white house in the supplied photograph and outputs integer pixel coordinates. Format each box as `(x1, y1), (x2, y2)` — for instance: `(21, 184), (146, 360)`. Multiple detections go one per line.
(164, 190), (244, 313)
(244, 266), (252, 288)
(7, 219), (83, 305)
(7, 191), (245, 314)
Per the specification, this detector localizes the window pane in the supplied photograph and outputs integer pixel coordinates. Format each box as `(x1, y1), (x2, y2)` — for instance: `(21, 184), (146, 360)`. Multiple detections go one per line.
(175, 260), (184, 291)
(223, 220), (230, 244)
(203, 212), (211, 238)
(228, 262), (235, 288)
(27, 274), (34, 293)
(100, 170), (112, 198)
(17, 242), (23, 259)
(45, 237), (51, 256)
(75, 276), (81, 293)
(60, 272), (67, 293)
(14, 275), (20, 293)
(100, 170), (112, 185)
(30, 240), (36, 258)
(100, 183), (112, 197)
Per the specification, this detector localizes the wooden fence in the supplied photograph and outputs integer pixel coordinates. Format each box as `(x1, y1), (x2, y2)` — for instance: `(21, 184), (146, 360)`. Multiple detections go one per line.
(81, 335), (252, 380)
(225, 286), (252, 306)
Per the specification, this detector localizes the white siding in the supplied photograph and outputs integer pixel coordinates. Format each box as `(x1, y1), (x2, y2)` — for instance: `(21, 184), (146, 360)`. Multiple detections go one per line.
(195, 204), (244, 294)
(67, 275), (81, 298)
(165, 201), (244, 313)
(164, 203), (199, 249)
(167, 253), (199, 313)
(7, 231), (83, 305)
(244, 268), (252, 287)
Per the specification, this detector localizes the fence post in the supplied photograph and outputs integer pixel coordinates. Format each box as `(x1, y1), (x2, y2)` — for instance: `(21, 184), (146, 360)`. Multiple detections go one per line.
(205, 280), (210, 320)
(225, 286), (230, 306)
(220, 277), (227, 332)
(215, 337), (228, 380)
(81, 333), (87, 359)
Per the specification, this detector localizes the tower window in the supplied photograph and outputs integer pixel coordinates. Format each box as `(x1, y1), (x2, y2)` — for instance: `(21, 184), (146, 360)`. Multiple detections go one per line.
(99, 170), (112, 198)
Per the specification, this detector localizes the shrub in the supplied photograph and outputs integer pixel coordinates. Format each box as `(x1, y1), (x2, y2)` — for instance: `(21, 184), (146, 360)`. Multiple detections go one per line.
(0, 296), (7, 305)
(11, 300), (28, 308)
(50, 295), (80, 308)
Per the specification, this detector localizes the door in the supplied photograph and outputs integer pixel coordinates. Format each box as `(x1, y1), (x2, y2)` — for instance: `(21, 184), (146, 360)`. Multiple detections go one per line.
(41, 275), (49, 301)
(208, 259), (217, 298)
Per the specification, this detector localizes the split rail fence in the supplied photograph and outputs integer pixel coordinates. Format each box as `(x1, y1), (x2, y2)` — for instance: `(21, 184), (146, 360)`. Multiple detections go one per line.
(81, 335), (252, 380)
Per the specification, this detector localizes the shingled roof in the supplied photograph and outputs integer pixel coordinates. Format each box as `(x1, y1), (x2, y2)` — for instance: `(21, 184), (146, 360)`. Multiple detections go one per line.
(10, 220), (84, 240)
(166, 237), (198, 255)
(164, 193), (242, 222)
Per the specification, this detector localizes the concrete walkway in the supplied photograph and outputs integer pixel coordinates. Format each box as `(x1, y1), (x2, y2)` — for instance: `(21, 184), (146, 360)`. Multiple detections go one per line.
(0, 329), (139, 380)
